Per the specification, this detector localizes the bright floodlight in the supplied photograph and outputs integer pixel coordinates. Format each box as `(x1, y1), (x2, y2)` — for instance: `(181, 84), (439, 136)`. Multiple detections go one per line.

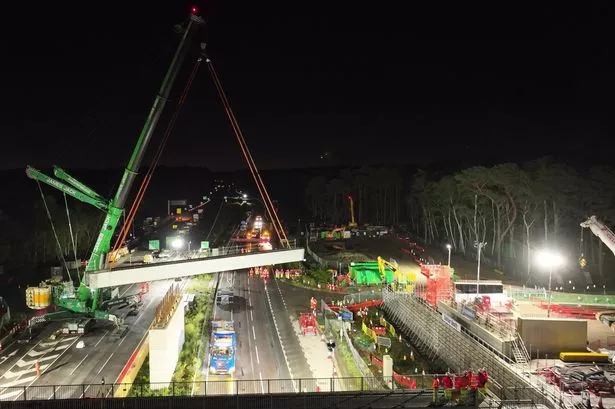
(171, 238), (184, 249)
(446, 244), (452, 250)
(243, 193), (248, 199)
(536, 250), (564, 269)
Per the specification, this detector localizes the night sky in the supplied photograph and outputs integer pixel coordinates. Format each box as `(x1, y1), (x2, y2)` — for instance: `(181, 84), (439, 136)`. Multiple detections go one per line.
(2, 2), (614, 171)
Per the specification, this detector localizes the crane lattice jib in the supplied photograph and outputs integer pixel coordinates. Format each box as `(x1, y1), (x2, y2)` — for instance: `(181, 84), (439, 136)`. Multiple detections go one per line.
(581, 215), (615, 256)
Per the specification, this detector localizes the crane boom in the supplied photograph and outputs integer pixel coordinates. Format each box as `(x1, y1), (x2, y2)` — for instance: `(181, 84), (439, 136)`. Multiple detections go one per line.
(88, 13), (203, 274)
(26, 166), (109, 211)
(581, 216), (615, 256)
(53, 166), (105, 202)
(24, 9), (204, 326)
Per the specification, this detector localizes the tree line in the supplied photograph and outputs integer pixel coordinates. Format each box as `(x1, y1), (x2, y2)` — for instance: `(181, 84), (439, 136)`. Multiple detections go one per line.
(304, 158), (615, 282)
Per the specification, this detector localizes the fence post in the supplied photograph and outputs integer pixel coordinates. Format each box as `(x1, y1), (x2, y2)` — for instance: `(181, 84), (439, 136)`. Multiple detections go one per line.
(268, 379), (270, 394)
(361, 377), (364, 391)
(82, 384), (86, 398)
(23, 386), (26, 401)
(330, 377), (334, 392)
(299, 378), (302, 393)
(53, 384), (56, 400)
(172, 381), (175, 396)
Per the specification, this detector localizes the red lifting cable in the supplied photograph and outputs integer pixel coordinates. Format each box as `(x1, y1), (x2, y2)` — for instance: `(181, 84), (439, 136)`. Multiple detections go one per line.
(206, 58), (290, 247)
(204, 59), (283, 243)
(111, 57), (203, 258)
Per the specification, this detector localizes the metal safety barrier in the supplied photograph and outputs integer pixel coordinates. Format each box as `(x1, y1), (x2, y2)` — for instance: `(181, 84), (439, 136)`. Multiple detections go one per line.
(1, 376), (478, 401)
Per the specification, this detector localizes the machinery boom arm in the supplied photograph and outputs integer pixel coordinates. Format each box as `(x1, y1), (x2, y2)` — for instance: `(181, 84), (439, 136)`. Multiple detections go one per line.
(53, 166), (105, 202)
(26, 166), (109, 211)
(581, 216), (615, 256)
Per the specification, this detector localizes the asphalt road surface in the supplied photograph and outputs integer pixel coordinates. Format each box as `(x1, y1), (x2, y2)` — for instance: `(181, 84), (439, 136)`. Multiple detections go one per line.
(0, 280), (173, 401)
(201, 270), (292, 396)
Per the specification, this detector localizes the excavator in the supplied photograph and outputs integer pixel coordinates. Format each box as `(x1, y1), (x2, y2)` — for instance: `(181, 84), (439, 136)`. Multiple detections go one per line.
(581, 216), (615, 256)
(23, 9), (204, 335)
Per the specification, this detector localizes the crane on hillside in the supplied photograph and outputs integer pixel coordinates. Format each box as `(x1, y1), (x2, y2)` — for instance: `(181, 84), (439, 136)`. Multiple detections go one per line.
(581, 216), (615, 256)
(23, 9), (204, 335)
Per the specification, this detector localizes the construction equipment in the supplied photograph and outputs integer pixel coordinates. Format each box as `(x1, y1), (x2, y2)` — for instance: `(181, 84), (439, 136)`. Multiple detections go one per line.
(347, 195), (358, 228)
(208, 320), (236, 374)
(581, 216), (615, 256)
(23, 9), (204, 333)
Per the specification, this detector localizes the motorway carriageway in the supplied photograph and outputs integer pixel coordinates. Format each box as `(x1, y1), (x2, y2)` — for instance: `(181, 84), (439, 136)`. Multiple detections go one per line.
(202, 271), (292, 395)
(0, 279), (174, 401)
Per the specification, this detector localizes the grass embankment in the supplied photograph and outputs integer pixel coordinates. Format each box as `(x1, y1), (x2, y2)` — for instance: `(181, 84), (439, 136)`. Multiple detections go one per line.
(128, 275), (215, 396)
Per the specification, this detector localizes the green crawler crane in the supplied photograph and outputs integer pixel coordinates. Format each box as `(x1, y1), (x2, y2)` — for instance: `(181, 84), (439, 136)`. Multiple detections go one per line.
(25, 10), (204, 333)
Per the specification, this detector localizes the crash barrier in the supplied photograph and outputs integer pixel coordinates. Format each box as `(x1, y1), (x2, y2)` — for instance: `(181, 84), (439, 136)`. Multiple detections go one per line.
(558, 352), (609, 363)
(322, 302), (376, 382)
(113, 332), (150, 397)
(2, 376), (477, 401)
(381, 290), (570, 409)
(0, 391), (494, 409)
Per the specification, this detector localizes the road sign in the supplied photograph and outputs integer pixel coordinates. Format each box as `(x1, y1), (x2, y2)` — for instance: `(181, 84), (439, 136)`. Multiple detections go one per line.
(377, 336), (391, 348)
(201, 241), (209, 249)
(149, 240), (160, 250)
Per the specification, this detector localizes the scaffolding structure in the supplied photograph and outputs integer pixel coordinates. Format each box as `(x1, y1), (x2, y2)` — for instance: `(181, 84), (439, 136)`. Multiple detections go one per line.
(414, 264), (452, 308)
(381, 290), (566, 408)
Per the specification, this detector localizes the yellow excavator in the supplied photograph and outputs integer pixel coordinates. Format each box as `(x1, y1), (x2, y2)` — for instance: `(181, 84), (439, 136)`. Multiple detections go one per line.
(377, 256), (415, 291)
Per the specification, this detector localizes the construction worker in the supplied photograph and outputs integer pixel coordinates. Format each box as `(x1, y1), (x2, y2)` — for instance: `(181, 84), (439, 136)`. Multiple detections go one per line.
(431, 375), (440, 405)
(442, 372), (453, 401)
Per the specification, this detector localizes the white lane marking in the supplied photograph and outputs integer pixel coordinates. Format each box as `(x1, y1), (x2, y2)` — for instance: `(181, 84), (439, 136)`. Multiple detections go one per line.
(80, 384), (91, 398)
(250, 310), (253, 321)
(94, 331), (109, 348)
(243, 270), (257, 387)
(14, 353), (59, 368)
(248, 297), (252, 307)
(70, 354), (89, 376)
(259, 372), (265, 394)
(254, 346), (260, 364)
(252, 326), (256, 340)
(0, 389), (24, 400)
(120, 283), (135, 297)
(264, 282), (296, 391)
(47, 386), (61, 400)
(7, 335), (80, 400)
(98, 353), (114, 375)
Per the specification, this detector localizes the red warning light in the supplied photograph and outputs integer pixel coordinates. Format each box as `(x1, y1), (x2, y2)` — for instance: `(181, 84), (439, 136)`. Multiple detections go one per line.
(191, 6), (198, 14)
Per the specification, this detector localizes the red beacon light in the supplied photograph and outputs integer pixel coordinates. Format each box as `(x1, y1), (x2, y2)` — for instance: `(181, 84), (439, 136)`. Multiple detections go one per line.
(191, 6), (199, 15)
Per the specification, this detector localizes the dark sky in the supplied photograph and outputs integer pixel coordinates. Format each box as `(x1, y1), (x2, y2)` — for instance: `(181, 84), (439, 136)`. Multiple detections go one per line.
(2, 2), (614, 171)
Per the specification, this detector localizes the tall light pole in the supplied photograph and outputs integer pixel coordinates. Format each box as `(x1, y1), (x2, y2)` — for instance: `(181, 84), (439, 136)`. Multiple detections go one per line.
(537, 250), (564, 318)
(446, 244), (452, 267)
(474, 241), (487, 295)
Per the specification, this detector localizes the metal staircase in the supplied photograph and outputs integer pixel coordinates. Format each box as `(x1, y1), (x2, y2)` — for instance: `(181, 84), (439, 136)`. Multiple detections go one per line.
(511, 332), (530, 365)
